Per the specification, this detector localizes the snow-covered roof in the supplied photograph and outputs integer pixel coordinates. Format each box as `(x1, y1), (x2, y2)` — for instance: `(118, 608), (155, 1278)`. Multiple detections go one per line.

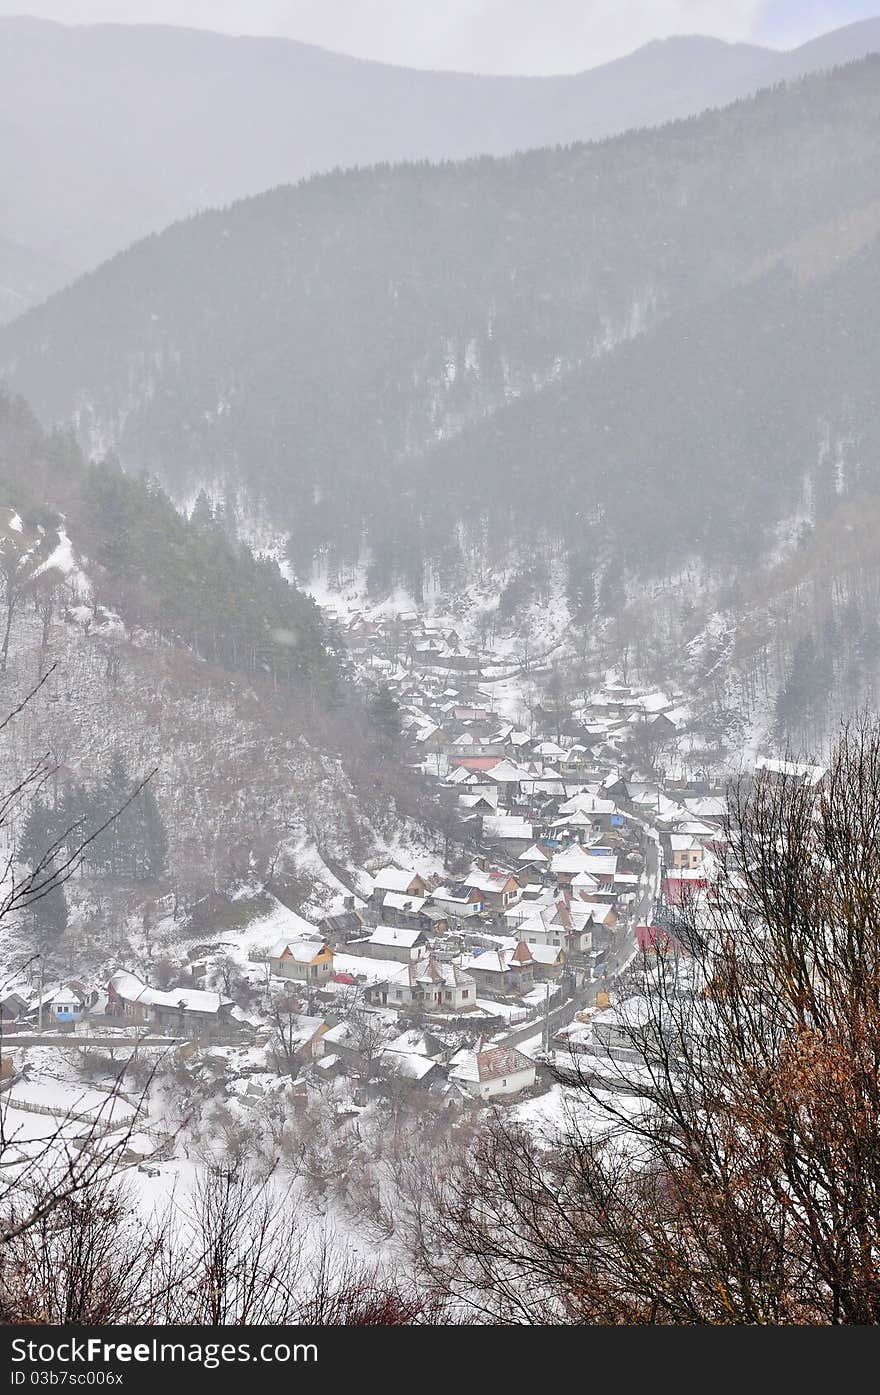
(432, 883), (478, 904)
(570, 870), (600, 891)
(367, 925), (425, 949)
(580, 852), (618, 877)
(464, 868), (516, 893)
(517, 842), (550, 862)
(378, 1049), (438, 1081)
(372, 865), (422, 893)
(450, 1044), (534, 1084)
(558, 792), (616, 816)
(382, 891), (427, 913)
(683, 796), (727, 819)
(755, 758), (826, 785)
(387, 956), (474, 990)
(462, 943), (532, 974)
(269, 938), (330, 964)
(551, 845), (593, 874)
(109, 970), (228, 1015)
(670, 834), (701, 851)
(526, 942), (565, 964)
(481, 816), (535, 841)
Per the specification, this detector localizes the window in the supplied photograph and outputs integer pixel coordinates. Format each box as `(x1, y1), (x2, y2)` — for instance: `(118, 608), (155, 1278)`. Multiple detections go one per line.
(502, 1079), (507, 1087)
(462, 990), (470, 999)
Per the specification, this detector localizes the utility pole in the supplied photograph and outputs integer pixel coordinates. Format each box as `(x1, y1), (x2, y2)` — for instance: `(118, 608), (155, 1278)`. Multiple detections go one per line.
(542, 979), (551, 1055)
(36, 954), (45, 1031)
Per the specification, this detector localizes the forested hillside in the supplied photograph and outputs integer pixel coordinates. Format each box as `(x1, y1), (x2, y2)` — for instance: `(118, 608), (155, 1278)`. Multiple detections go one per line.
(3, 58), (880, 597)
(3, 13), (880, 316)
(0, 394), (342, 694)
(0, 393), (426, 940)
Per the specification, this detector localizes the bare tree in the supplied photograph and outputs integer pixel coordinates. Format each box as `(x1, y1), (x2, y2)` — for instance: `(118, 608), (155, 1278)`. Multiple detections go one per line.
(0, 671), (160, 1253)
(412, 717), (880, 1324)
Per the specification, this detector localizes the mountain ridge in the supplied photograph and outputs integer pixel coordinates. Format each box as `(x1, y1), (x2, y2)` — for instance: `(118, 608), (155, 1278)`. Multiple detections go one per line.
(2, 14), (880, 316)
(3, 55), (879, 590)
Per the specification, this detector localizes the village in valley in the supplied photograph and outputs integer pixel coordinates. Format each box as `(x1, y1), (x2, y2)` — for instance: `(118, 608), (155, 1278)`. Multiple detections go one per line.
(0, 584), (769, 1212)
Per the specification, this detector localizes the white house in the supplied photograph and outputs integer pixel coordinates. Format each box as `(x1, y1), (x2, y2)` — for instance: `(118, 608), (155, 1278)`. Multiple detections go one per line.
(431, 882), (484, 917)
(379, 955), (477, 1012)
(359, 925), (429, 961)
(449, 1042), (536, 1100)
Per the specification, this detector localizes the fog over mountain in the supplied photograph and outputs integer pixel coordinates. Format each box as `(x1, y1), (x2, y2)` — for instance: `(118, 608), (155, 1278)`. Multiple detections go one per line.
(3, 14), (880, 316)
(4, 56), (878, 582)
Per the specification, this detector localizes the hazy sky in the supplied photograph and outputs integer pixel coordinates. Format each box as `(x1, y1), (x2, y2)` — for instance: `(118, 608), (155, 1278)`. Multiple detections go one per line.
(0, 1), (876, 73)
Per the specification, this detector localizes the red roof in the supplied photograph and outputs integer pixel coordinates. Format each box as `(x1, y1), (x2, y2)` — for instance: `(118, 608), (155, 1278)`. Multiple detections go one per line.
(449, 756), (503, 771)
(637, 924), (681, 953)
(332, 972), (357, 984)
(662, 876), (707, 906)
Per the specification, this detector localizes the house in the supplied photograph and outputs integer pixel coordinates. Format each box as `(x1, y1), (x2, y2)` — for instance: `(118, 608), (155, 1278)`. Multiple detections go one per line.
(463, 942), (534, 997)
(271, 1013), (330, 1062)
(485, 759), (529, 804)
(0, 990), (30, 1023)
(754, 758), (825, 789)
(551, 843), (596, 886)
(516, 911), (568, 951)
(449, 1041), (536, 1101)
(106, 972), (153, 1025)
(321, 1013), (396, 1076)
(377, 1049), (443, 1088)
(516, 902), (596, 956)
(662, 868), (709, 905)
(268, 939), (335, 984)
(569, 899), (615, 948)
(320, 908), (367, 941)
(570, 869), (600, 896)
(591, 997), (666, 1058)
(464, 867), (520, 909)
(526, 942), (566, 980)
(44, 984), (86, 1026)
(517, 841), (553, 873)
(668, 834), (704, 870)
(374, 955), (477, 1013)
(636, 924), (684, 955)
(430, 882), (484, 917)
(556, 790), (620, 832)
(107, 971), (234, 1039)
(457, 792), (498, 814)
(383, 1027), (446, 1061)
(379, 891), (435, 929)
(479, 815), (536, 858)
(358, 925), (430, 962)
(369, 865), (428, 902)
(377, 1028), (447, 1088)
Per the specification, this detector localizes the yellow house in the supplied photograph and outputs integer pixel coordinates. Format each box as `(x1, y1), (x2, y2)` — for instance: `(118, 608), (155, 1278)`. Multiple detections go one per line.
(269, 938), (334, 984)
(670, 835), (704, 870)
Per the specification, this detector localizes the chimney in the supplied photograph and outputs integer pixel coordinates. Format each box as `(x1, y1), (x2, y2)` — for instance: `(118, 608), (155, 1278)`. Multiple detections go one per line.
(343, 895), (355, 911)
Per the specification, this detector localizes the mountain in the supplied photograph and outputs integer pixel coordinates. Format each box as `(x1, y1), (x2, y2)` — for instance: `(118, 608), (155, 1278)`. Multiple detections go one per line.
(2, 58), (879, 597)
(2, 14), (880, 315)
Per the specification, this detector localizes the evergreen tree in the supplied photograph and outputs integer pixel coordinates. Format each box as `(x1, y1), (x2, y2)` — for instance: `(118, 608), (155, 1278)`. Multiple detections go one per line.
(137, 783), (168, 880)
(369, 684), (402, 755)
(20, 795), (58, 870)
(31, 871), (68, 939)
